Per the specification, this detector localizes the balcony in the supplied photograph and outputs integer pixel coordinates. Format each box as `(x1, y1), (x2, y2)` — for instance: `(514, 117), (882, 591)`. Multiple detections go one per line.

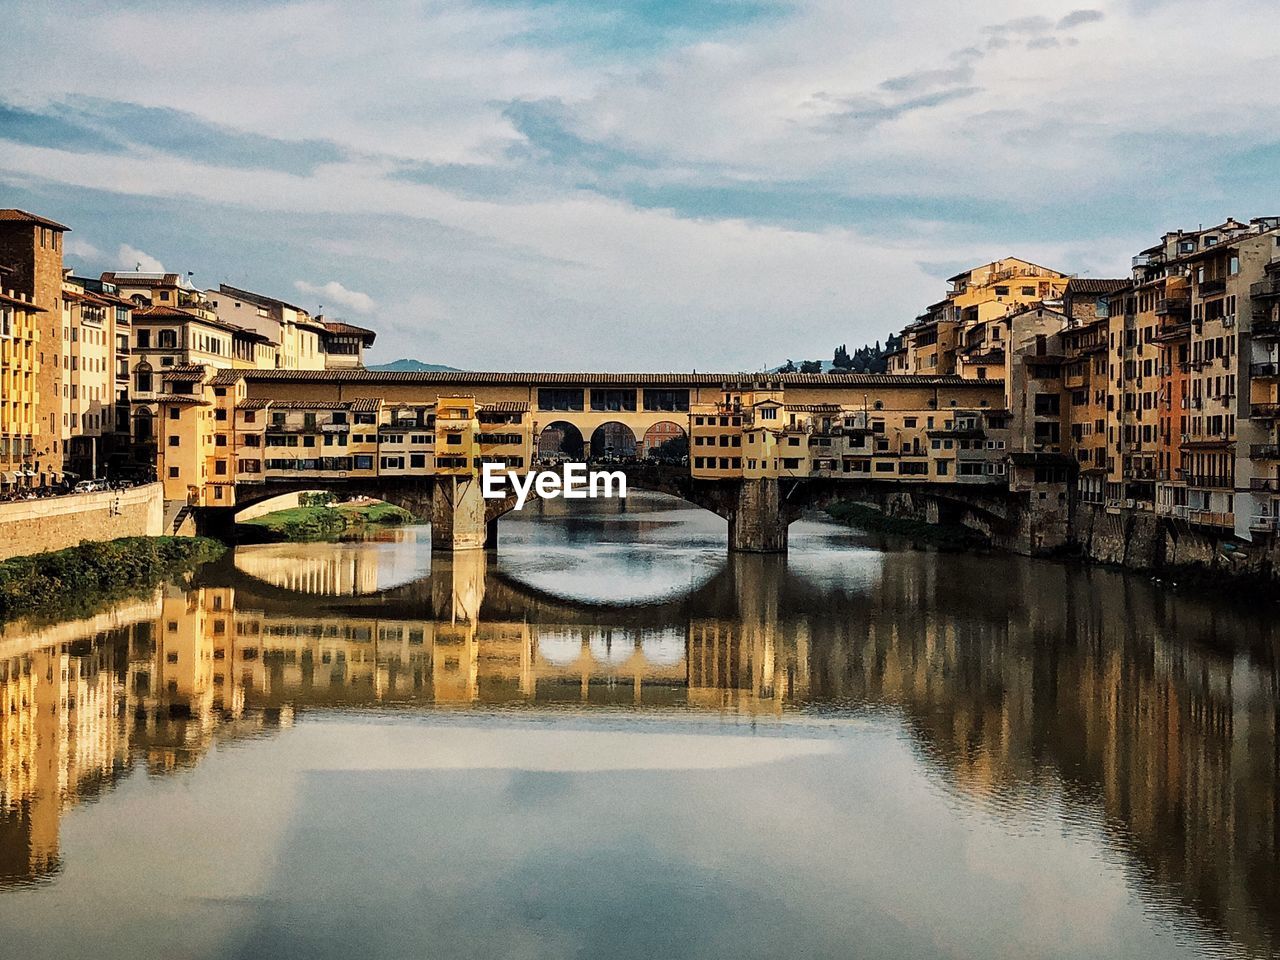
(1198, 277), (1227, 297)
(1185, 509), (1234, 527)
(1154, 320), (1191, 342)
(1250, 477), (1280, 492)
(1249, 516), (1280, 533)
(1252, 316), (1280, 338)
(1155, 297), (1190, 316)
(1183, 474), (1232, 488)
(1251, 403), (1280, 419)
(1251, 277), (1280, 299)
(1250, 362), (1280, 379)
(1251, 444), (1280, 459)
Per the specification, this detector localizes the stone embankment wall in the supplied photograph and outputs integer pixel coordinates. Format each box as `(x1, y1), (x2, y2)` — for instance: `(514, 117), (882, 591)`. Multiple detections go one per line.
(1072, 502), (1279, 581)
(0, 483), (164, 561)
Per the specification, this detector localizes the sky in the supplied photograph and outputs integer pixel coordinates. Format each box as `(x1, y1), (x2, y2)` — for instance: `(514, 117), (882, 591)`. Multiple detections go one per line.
(0, 0), (1277, 371)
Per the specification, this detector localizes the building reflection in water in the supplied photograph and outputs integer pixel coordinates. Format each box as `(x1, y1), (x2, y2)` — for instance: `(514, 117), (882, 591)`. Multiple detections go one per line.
(0, 538), (1276, 957)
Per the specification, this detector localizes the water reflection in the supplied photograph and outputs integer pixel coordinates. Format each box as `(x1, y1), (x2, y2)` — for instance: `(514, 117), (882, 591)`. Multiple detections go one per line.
(0, 496), (1277, 959)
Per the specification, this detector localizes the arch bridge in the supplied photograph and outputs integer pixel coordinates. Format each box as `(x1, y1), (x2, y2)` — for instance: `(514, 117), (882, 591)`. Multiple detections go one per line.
(172, 368), (1049, 554)
(212, 465), (1024, 555)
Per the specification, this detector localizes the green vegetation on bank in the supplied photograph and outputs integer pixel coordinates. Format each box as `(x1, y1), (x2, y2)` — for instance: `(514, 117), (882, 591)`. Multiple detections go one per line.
(243, 496), (415, 540)
(824, 501), (989, 550)
(0, 536), (225, 622)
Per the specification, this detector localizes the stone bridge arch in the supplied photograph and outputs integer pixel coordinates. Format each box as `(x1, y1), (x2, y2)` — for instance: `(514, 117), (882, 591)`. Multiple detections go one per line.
(233, 476), (437, 520)
(587, 421), (638, 461)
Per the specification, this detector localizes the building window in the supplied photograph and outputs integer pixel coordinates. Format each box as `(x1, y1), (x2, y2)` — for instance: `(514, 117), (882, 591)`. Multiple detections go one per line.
(538, 388), (584, 411)
(642, 389), (689, 412)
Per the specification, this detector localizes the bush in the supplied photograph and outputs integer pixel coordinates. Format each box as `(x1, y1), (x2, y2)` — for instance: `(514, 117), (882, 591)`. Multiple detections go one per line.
(0, 537), (225, 621)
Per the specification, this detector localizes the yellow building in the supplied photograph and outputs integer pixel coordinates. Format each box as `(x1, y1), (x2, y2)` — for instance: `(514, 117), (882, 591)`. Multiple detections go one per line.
(689, 379), (1009, 485)
(434, 396), (480, 475)
(0, 209), (69, 484)
(0, 288), (44, 490)
(895, 258), (1070, 378)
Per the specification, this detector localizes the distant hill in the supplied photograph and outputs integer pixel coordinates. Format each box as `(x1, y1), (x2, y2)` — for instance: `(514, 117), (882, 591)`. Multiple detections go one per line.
(368, 358), (463, 372)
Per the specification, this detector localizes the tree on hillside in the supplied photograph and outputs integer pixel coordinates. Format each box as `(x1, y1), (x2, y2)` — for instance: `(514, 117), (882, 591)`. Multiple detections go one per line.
(799, 359), (823, 373)
(828, 331), (903, 374)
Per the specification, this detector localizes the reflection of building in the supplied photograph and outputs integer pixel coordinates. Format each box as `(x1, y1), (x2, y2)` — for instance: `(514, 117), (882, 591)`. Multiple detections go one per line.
(2, 544), (1277, 960)
(0, 637), (126, 883)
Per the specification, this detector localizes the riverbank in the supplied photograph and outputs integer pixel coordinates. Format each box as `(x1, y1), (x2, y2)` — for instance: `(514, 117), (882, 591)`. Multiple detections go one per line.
(0, 536), (225, 622)
(242, 500), (414, 540)
(823, 501), (989, 550)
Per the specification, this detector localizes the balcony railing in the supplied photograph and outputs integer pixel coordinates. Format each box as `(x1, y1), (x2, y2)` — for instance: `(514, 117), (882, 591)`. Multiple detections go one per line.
(1252, 316), (1280, 338)
(1249, 516), (1280, 533)
(1155, 297), (1190, 316)
(1251, 277), (1280, 299)
(1183, 474), (1232, 488)
(1198, 277), (1227, 297)
(1250, 362), (1280, 379)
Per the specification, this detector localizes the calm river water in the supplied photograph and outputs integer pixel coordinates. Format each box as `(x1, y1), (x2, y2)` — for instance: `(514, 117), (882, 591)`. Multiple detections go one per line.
(0, 493), (1277, 960)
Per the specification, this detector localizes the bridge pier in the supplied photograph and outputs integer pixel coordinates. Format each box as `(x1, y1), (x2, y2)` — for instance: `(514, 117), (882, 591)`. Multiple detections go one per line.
(431, 477), (489, 551)
(727, 479), (789, 553)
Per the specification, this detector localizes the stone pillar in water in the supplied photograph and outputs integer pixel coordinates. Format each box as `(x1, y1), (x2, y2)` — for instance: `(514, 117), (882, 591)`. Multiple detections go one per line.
(728, 478), (788, 553)
(431, 476), (488, 551)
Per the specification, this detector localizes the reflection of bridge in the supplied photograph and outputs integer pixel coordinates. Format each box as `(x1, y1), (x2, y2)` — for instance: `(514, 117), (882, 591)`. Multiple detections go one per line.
(4, 544), (1280, 958)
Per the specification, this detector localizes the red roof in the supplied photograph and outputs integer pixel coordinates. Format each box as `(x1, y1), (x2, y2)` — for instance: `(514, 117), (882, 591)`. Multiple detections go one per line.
(0, 209), (70, 231)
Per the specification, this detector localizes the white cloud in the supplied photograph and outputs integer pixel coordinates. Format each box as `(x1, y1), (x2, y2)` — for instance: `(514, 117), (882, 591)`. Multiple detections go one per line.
(0, 0), (1276, 367)
(63, 236), (104, 263)
(293, 279), (376, 314)
(116, 243), (164, 272)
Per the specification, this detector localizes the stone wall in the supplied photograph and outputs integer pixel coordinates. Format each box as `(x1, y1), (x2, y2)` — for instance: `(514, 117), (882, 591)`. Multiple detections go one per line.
(1073, 502), (1280, 582)
(0, 483), (164, 561)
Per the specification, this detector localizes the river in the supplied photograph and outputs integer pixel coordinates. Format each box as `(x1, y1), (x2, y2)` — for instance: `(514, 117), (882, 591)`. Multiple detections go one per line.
(0, 492), (1277, 959)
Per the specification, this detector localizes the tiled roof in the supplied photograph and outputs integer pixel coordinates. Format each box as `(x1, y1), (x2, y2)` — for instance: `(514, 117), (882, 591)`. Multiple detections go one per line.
(784, 403), (844, 413)
(236, 398), (273, 411)
(229, 369), (1004, 388)
(348, 398), (383, 413)
(1065, 278), (1130, 295)
(209, 370), (246, 386)
(263, 400), (354, 410)
(480, 401), (531, 413)
(155, 394), (207, 405)
(0, 209), (69, 230)
(323, 320), (377, 341)
(102, 272), (183, 287)
(162, 365), (209, 381)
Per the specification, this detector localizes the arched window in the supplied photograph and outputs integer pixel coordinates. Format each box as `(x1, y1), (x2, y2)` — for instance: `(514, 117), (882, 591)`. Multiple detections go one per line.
(135, 408), (154, 443)
(135, 361), (153, 393)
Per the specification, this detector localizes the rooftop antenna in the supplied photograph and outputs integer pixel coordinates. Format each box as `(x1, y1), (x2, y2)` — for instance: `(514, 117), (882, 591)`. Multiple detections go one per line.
(135, 261), (141, 270)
